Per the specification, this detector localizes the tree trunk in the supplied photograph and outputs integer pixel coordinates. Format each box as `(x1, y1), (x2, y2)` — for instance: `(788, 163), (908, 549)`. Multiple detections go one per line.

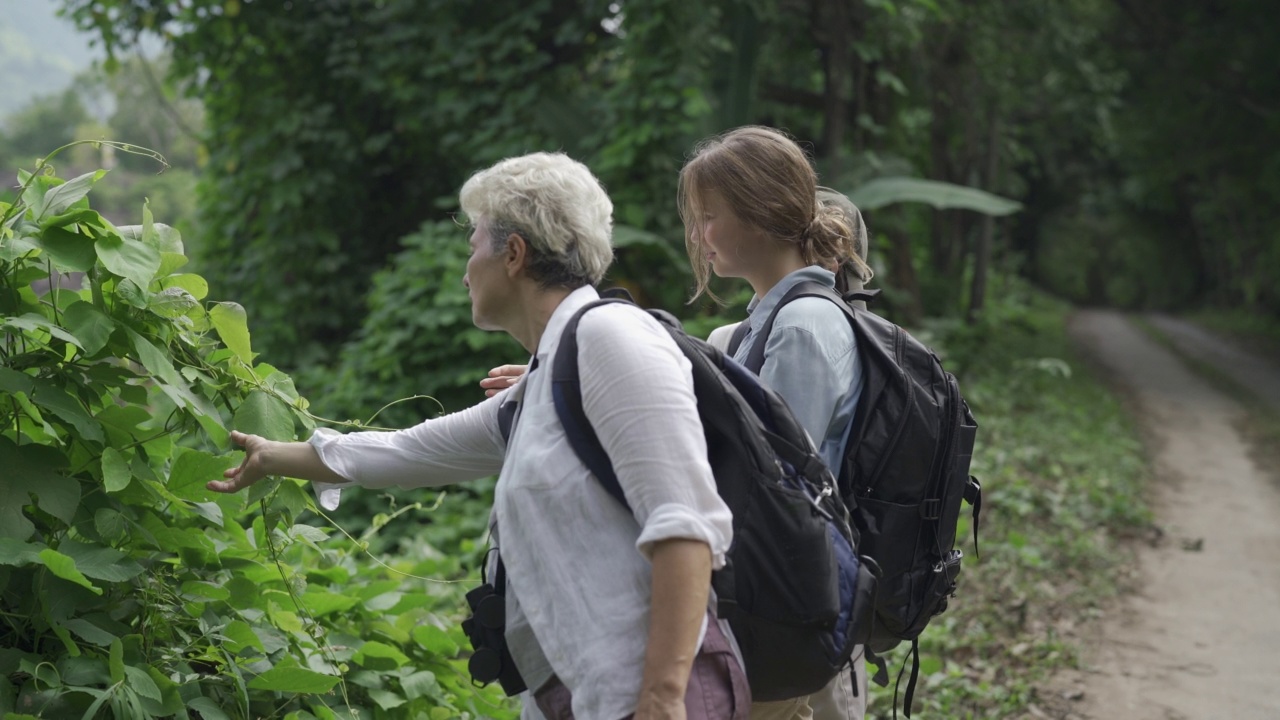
(818, 0), (852, 175)
(888, 228), (924, 327)
(968, 116), (1002, 323)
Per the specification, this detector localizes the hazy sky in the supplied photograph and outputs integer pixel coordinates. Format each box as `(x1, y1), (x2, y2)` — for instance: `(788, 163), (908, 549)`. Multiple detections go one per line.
(0, 0), (103, 119)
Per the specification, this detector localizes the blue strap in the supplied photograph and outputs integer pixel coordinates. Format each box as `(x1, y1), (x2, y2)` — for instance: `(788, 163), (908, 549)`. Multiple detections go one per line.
(741, 281), (855, 374)
(726, 321), (751, 356)
(550, 299), (633, 512)
(495, 357), (539, 444)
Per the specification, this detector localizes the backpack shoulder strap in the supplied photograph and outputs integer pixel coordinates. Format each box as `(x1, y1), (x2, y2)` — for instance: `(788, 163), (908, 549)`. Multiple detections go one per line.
(726, 321), (751, 356)
(550, 298), (633, 511)
(741, 280), (855, 373)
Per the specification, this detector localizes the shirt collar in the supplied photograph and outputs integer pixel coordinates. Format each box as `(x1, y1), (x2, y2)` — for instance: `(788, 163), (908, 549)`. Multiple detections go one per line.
(745, 265), (836, 333)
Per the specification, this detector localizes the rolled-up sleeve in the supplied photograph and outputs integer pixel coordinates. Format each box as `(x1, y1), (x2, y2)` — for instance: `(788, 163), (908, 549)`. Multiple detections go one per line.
(307, 391), (508, 489)
(575, 310), (733, 568)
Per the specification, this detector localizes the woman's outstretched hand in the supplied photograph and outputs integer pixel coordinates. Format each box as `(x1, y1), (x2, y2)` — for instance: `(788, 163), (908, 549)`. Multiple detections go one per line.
(479, 364), (528, 397)
(207, 431), (345, 492)
(207, 430), (273, 493)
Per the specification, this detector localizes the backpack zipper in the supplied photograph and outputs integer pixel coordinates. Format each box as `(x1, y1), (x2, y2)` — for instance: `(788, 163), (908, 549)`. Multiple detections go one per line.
(863, 326), (914, 497)
(926, 375), (963, 555)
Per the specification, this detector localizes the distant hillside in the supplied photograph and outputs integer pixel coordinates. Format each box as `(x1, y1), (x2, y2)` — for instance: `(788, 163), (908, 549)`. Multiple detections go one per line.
(0, 0), (101, 121)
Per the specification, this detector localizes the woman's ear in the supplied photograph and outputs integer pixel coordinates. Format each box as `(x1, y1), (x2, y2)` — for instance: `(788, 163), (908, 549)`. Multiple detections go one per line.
(504, 233), (528, 278)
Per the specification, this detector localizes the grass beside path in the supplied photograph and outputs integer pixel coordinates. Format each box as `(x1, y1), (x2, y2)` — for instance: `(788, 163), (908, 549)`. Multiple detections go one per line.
(867, 292), (1152, 719)
(1133, 316), (1280, 493)
(1186, 308), (1280, 362)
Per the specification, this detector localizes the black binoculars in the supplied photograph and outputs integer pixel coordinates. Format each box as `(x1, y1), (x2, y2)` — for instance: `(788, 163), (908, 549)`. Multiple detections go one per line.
(461, 581), (527, 696)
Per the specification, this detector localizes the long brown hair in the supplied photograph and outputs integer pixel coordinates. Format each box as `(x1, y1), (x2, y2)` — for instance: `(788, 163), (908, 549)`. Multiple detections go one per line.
(679, 126), (872, 300)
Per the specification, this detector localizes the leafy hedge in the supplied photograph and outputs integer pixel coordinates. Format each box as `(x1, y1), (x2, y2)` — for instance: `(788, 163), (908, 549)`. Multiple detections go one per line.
(0, 150), (515, 719)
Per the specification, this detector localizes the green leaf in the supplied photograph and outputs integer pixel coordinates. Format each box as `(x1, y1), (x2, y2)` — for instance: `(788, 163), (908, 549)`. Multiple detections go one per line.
(187, 696), (232, 720)
(125, 329), (185, 387)
(37, 227), (98, 273)
(169, 449), (239, 502)
(159, 273), (209, 300)
(190, 501), (225, 527)
(247, 666), (341, 694)
(0, 367), (34, 395)
(38, 207), (102, 231)
(226, 576), (262, 610)
(62, 618), (118, 647)
(220, 620), (265, 655)
(847, 177), (1023, 215)
(157, 251), (189, 277)
(233, 391), (295, 441)
(3, 313), (84, 349)
(33, 170), (107, 220)
(0, 538), (47, 566)
(37, 549), (102, 595)
(0, 438), (78, 540)
(94, 508), (127, 541)
(62, 301), (116, 356)
(153, 224), (184, 254)
(412, 624), (459, 657)
(123, 665), (162, 701)
(114, 278), (150, 308)
(96, 233), (161, 289)
(288, 524), (329, 545)
(180, 581), (230, 602)
(367, 688), (407, 710)
(354, 641), (410, 670)
(101, 447), (132, 493)
(109, 639), (125, 684)
(29, 378), (102, 443)
(298, 590), (359, 617)
(0, 231), (39, 263)
(58, 540), (145, 583)
(399, 670), (439, 700)
(210, 302), (254, 364)
(148, 286), (199, 318)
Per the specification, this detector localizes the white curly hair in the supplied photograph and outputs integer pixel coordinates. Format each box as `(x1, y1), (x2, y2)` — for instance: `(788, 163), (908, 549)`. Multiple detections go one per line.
(460, 152), (614, 288)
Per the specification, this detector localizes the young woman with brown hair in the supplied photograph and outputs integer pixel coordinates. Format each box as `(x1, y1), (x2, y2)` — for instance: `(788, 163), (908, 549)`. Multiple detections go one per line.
(679, 126), (870, 720)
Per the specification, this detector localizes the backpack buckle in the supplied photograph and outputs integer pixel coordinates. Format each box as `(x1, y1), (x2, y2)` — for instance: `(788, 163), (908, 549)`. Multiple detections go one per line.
(921, 498), (941, 519)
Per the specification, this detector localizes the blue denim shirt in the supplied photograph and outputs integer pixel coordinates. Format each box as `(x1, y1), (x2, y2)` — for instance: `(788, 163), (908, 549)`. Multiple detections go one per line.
(731, 266), (862, 474)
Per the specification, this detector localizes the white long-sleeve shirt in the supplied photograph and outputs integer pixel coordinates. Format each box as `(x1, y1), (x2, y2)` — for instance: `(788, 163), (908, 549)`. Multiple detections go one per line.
(309, 285), (733, 720)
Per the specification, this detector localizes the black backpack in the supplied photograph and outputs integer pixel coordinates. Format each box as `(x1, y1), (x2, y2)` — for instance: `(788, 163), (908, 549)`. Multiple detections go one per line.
(549, 297), (880, 702)
(729, 281), (983, 715)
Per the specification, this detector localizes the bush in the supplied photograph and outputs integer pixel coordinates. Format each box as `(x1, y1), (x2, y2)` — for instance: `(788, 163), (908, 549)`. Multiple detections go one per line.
(0, 149), (515, 719)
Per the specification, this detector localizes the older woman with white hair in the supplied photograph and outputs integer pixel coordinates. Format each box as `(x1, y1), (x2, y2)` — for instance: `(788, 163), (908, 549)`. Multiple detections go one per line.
(207, 152), (746, 720)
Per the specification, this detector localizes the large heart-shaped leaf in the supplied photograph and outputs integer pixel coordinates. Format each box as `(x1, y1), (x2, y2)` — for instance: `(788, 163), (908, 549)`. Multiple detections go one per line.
(96, 233), (161, 289)
(847, 176), (1023, 215)
(0, 438), (78, 540)
(63, 301), (116, 356)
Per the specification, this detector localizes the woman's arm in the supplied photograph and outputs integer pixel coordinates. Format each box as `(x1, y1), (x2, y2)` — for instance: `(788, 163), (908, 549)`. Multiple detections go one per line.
(635, 538), (712, 720)
(209, 393), (509, 494)
(207, 431), (346, 493)
(575, 308), (732, 715)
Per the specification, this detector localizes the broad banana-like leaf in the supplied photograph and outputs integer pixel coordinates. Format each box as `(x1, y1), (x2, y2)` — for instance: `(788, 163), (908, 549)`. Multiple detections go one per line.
(847, 176), (1022, 215)
(612, 224), (669, 248)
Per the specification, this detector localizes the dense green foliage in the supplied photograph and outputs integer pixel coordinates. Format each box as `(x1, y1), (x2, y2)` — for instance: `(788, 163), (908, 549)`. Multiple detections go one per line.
(0, 156), (514, 719)
(58, 0), (1280, 416)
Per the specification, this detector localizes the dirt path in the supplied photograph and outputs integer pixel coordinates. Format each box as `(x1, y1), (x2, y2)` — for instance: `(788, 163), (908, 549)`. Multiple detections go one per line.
(1046, 311), (1280, 720)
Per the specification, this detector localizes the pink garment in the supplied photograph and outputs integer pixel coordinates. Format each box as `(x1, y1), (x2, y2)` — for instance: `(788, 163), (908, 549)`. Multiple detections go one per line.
(534, 614), (750, 720)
